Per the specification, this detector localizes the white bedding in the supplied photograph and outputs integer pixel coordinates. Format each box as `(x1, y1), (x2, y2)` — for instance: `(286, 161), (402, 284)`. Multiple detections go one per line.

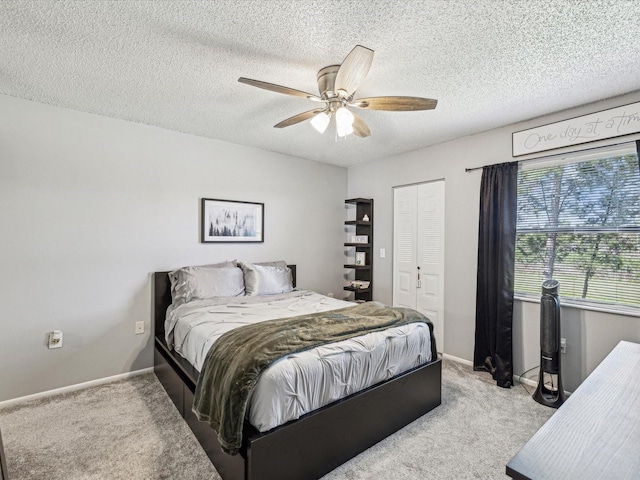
(165, 290), (433, 432)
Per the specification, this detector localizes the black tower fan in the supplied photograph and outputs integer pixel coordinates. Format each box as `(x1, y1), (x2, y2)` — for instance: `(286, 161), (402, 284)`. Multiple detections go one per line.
(533, 279), (566, 408)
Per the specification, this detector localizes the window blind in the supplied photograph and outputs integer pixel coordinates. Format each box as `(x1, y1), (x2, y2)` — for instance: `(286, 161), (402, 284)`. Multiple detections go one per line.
(514, 142), (640, 310)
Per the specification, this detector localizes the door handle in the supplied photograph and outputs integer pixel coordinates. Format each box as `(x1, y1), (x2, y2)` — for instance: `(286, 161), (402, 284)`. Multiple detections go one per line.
(417, 266), (421, 288)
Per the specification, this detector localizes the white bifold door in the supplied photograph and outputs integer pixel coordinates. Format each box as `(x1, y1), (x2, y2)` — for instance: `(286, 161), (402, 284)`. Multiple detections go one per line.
(393, 180), (445, 353)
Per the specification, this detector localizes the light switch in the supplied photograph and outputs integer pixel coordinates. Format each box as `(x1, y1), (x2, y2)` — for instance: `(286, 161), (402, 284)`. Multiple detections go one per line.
(49, 330), (63, 349)
(380, 248), (386, 258)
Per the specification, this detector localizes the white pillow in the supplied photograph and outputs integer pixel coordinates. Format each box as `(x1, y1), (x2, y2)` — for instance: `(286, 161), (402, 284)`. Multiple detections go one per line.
(240, 262), (293, 295)
(169, 262), (243, 305)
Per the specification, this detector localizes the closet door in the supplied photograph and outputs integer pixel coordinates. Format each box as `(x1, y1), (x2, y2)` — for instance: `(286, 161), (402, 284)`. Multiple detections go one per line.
(393, 181), (445, 352)
(393, 186), (417, 309)
(416, 181), (444, 351)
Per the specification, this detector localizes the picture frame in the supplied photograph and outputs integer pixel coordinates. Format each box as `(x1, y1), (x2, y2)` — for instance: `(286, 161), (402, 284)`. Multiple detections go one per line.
(201, 198), (264, 243)
(355, 252), (366, 265)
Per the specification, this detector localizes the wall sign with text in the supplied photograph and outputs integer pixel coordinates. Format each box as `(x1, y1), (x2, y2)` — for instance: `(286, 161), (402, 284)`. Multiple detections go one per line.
(512, 101), (640, 157)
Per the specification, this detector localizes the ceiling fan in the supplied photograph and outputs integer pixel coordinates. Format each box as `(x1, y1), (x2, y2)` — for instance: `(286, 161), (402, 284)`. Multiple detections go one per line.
(238, 45), (437, 138)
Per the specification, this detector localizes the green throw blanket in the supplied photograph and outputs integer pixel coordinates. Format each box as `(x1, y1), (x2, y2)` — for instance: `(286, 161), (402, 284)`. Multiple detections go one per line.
(192, 301), (435, 455)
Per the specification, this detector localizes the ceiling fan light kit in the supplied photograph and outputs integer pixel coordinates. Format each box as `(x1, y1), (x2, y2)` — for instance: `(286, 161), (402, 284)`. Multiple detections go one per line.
(310, 111), (330, 133)
(335, 106), (355, 137)
(238, 45), (437, 139)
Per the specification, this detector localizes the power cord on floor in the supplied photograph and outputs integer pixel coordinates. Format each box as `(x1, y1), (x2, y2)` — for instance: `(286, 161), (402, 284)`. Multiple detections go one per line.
(515, 365), (540, 395)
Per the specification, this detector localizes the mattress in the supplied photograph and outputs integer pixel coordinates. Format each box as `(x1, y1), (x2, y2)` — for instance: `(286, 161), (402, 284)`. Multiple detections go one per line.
(165, 290), (433, 432)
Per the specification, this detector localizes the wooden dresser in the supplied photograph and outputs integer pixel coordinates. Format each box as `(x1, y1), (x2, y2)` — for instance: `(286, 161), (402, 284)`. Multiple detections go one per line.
(507, 340), (640, 479)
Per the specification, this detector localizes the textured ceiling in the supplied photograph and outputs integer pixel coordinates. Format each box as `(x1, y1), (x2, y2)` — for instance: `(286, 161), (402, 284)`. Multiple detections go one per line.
(2, 1), (640, 167)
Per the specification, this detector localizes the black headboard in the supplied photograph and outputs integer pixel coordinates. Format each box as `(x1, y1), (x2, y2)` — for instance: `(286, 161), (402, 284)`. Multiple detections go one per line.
(153, 265), (297, 340)
(153, 271), (173, 339)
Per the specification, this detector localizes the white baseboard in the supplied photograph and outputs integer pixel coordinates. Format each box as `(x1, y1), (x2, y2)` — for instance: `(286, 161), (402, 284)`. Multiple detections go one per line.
(441, 353), (473, 367)
(515, 374), (538, 388)
(0, 367), (154, 408)
(515, 369), (573, 395)
(443, 354), (543, 389)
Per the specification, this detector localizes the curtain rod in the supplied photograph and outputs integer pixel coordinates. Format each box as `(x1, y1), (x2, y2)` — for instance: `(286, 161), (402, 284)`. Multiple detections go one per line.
(464, 140), (638, 173)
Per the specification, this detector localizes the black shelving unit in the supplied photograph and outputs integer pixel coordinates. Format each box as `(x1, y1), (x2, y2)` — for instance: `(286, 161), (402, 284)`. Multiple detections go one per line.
(344, 198), (373, 302)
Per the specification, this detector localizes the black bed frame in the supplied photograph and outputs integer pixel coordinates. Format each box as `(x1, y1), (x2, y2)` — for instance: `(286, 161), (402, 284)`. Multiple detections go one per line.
(153, 267), (442, 480)
(0, 426), (8, 480)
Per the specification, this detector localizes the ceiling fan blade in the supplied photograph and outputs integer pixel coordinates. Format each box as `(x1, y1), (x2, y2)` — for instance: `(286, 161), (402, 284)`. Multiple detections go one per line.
(274, 108), (326, 128)
(238, 77), (322, 101)
(351, 96), (438, 111)
(334, 45), (374, 96)
(351, 110), (371, 138)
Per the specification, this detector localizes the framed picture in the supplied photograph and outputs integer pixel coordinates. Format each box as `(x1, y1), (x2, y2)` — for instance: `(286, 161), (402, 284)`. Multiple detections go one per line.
(201, 198), (264, 243)
(355, 252), (366, 265)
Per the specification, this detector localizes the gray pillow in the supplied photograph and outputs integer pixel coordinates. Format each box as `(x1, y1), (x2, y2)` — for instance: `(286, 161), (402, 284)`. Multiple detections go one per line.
(169, 261), (241, 305)
(255, 260), (288, 268)
(239, 262), (293, 295)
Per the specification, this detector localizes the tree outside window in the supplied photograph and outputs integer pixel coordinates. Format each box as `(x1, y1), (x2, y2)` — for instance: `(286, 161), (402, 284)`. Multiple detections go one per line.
(515, 145), (640, 309)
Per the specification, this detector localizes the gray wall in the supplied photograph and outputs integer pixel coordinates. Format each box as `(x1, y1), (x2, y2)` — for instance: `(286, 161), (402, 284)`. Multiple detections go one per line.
(347, 90), (640, 390)
(0, 94), (347, 402)
(3, 88), (638, 402)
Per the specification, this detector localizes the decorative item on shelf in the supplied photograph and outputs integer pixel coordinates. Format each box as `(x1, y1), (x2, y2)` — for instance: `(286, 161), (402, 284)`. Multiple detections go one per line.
(362, 214), (369, 222)
(351, 235), (369, 244)
(349, 280), (370, 289)
(355, 252), (366, 265)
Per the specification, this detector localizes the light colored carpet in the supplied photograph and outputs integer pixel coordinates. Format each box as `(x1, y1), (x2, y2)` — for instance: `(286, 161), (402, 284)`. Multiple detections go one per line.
(0, 360), (553, 479)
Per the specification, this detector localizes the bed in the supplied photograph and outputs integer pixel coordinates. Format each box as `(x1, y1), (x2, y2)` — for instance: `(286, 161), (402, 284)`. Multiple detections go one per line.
(153, 262), (441, 480)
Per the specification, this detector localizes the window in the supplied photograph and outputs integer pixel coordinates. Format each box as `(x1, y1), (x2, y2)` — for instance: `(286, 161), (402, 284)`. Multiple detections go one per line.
(514, 143), (640, 311)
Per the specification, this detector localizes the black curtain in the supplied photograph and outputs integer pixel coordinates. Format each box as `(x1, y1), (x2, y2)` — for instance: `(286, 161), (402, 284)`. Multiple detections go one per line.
(473, 161), (518, 388)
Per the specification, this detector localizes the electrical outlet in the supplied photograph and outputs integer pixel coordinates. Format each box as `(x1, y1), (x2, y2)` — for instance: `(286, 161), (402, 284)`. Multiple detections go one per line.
(48, 330), (63, 349)
(135, 321), (144, 335)
(560, 337), (567, 354)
